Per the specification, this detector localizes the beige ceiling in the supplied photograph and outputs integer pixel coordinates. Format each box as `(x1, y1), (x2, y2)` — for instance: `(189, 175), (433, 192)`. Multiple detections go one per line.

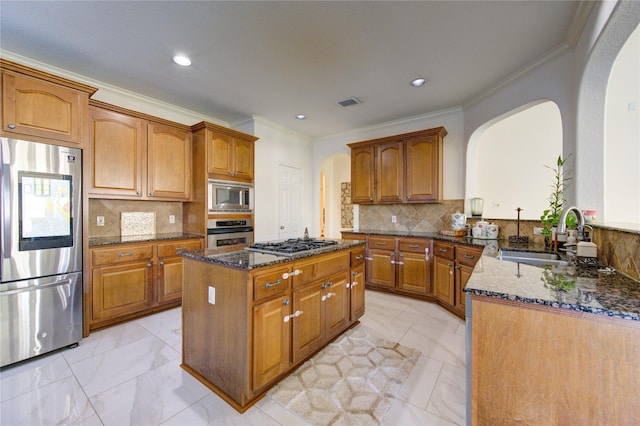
(0, 1), (589, 139)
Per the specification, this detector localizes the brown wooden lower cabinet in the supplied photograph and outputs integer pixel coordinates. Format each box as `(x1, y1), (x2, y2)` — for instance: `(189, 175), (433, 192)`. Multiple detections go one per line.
(181, 245), (365, 412)
(88, 237), (202, 333)
(471, 296), (640, 424)
(434, 241), (482, 316)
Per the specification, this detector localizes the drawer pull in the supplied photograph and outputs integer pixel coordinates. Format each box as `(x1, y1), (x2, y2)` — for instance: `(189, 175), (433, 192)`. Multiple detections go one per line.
(283, 310), (303, 323)
(351, 282), (358, 287)
(439, 248), (448, 253)
(425, 247), (430, 261)
(7, 124), (16, 130)
(147, 262), (152, 268)
(175, 246), (187, 251)
(408, 244), (420, 248)
(159, 260), (165, 266)
(265, 279), (282, 288)
(391, 260), (405, 265)
(117, 252), (134, 257)
(375, 242), (387, 246)
(365, 257), (373, 261)
(355, 255), (363, 260)
(352, 271), (358, 276)
(463, 254), (476, 259)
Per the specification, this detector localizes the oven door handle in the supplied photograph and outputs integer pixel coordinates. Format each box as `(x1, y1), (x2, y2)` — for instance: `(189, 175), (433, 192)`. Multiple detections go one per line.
(207, 226), (254, 235)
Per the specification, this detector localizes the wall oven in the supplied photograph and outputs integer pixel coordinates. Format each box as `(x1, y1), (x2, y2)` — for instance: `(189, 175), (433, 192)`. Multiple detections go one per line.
(207, 218), (254, 248)
(208, 180), (253, 212)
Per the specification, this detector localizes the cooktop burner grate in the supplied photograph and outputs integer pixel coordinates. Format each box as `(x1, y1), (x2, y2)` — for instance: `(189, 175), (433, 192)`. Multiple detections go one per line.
(247, 238), (338, 255)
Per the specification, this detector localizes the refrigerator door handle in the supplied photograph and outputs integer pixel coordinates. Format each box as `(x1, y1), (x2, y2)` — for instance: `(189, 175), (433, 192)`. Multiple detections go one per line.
(1, 158), (10, 261)
(0, 278), (72, 296)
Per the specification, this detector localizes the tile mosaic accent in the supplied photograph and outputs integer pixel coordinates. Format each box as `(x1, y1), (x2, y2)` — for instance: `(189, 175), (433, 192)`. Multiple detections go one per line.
(358, 200), (465, 233)
(341, 182), (353, 229)
(593, 227), (640, 281)
(120, 212), (156, 236)
(89, 199), (183, 237)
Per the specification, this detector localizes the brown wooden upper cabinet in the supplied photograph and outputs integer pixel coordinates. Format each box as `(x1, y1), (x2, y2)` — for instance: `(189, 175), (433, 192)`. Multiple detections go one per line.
(192, 121), (258, 183)
(348, 127), (447, 204)
(1, 59), (97, 147)
(88, 101), (192, 201)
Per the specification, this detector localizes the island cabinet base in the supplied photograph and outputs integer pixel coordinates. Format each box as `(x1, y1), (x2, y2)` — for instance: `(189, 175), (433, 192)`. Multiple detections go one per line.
(471, 296), (640, 425)
(181, 246), (365, 412)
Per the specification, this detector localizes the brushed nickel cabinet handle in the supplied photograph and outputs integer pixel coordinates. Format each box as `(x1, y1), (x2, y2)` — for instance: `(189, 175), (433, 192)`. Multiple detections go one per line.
(7, 124), (16, 130)
(117, 252), (134, 257)
(265, 278), (282, 288)
(463, 254), (475, 259)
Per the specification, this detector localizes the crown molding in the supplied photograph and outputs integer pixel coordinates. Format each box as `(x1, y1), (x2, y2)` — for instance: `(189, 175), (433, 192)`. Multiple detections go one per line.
(565, 1), (596, 48)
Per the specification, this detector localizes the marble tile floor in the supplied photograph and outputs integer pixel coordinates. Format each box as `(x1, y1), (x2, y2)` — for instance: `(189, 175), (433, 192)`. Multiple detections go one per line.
(0, 290), (466, 426)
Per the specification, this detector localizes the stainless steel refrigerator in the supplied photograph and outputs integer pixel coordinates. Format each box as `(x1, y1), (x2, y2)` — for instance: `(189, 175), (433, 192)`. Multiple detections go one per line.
(1, 138), (83, 367)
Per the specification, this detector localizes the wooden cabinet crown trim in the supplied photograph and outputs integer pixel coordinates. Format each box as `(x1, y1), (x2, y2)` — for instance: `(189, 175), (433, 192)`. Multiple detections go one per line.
(89, 99), (191, 131)
(1, 58), (98, 95)
(191, 120), (258, 142)
(347, 126), (447, 149)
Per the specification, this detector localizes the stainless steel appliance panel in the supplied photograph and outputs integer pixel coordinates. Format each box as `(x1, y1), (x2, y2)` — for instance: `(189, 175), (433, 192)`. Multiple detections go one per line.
(1, 138), (82, 283)
(0, 272), (82, 367)
(208, 180), (253, 212)
(207, 217), (253, 248)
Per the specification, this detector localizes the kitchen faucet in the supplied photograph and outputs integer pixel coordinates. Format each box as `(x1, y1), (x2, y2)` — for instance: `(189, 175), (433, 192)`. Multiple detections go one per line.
(556, 206), (585, 235)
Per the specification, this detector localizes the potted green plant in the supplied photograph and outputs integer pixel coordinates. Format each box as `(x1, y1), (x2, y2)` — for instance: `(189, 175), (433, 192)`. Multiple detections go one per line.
(540, 155), (573, 246)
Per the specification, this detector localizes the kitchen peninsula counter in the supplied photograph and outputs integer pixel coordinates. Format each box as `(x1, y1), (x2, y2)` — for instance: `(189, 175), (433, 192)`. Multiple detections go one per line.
(465, 245), (640, 423)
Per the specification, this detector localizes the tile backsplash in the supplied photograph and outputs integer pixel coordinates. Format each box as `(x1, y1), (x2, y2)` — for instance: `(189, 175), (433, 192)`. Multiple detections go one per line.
(89, 199), (182, 237)
(356, 201), (639, 281)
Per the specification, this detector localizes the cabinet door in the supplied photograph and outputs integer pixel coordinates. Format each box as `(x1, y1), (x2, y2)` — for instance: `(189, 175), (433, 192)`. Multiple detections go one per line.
(323, 271), (350, 340)
(147, 123), (192, 200)
(2, 71), (86, 144)
(157, 257), (183, 304)
(366, 248), (395, 288)
(292, 282), (324, 364)
(455, 263), (474, 313)
(398, 251), (431, 294)
(349, 263), (365, 321)
(434, 256), (454, 306)
(350, 145), (375, 204)
(253, 296), (291, 390)
(376, 141), (403, 203)
(89, 107), (145, 197)
(232, 138), (254, 182)
(207, 132), (234, 178)
(405, 135), (440, 202)
(92, 261), (154, 321)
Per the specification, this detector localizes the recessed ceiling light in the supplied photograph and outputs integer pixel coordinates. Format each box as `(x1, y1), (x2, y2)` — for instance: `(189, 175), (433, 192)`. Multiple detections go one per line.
(410, 78), (427, 87)
(296, 114), (306, 120)
(173, 55), (192, 66)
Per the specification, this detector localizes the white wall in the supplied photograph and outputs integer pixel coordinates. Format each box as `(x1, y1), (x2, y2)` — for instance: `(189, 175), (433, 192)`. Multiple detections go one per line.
(471, 101), (562, 220)
(319, 154), (350, 238)
(604, 22), (640, 224)
(235, 116), (313, 241)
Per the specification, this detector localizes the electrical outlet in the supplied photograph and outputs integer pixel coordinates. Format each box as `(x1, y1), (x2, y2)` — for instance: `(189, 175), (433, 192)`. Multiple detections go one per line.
(97, 216), (105, 226)
(391, 215), (397, 223)
(169, 215), (175, 224)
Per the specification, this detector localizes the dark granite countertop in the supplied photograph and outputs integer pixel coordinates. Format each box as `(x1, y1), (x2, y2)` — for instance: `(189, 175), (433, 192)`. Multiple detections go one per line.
(464, 247), (640, 322)
(342, 229), (640, 321)
(89, 232), (204, 247)
(180, 239), (366, 271)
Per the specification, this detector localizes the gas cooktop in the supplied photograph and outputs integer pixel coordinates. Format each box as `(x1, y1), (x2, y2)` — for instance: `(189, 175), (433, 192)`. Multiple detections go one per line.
(246, 238), (338, 256)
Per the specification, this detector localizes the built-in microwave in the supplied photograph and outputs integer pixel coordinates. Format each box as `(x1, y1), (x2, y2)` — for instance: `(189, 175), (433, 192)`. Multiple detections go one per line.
(208, 180), (254, 212)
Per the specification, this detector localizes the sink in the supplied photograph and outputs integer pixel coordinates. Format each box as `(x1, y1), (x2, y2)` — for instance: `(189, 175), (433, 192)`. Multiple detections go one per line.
(497, 249), (568, 266)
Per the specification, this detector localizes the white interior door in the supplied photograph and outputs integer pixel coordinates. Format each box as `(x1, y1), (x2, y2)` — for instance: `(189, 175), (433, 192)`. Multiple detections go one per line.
(278, 164), (303, 239)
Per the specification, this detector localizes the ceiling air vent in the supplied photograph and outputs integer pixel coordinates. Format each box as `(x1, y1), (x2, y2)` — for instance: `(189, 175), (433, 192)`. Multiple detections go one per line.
(337, 97), (361, 107)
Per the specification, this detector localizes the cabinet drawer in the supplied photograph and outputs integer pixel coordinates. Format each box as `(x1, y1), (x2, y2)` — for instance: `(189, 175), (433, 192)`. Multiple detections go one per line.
(368, 237), (395, 251)
(457, 246), (483, 267)
(351, 248), (365, 266)
(91, 244), (154, 266)
(292, 252), (350, 288)
(158, 239), (202, 257)
(434, 242), (455, 261)
(254, 267), (291, 301)
(398, 239), (431, 254)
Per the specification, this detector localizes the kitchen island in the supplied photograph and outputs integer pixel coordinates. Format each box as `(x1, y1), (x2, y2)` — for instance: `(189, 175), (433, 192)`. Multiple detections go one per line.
(179, 239), (366, 412)
(465, 248), (640, 424)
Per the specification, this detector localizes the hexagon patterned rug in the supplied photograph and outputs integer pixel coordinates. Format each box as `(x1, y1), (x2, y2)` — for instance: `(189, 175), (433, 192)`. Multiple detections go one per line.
(267, 326), (421, 425)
